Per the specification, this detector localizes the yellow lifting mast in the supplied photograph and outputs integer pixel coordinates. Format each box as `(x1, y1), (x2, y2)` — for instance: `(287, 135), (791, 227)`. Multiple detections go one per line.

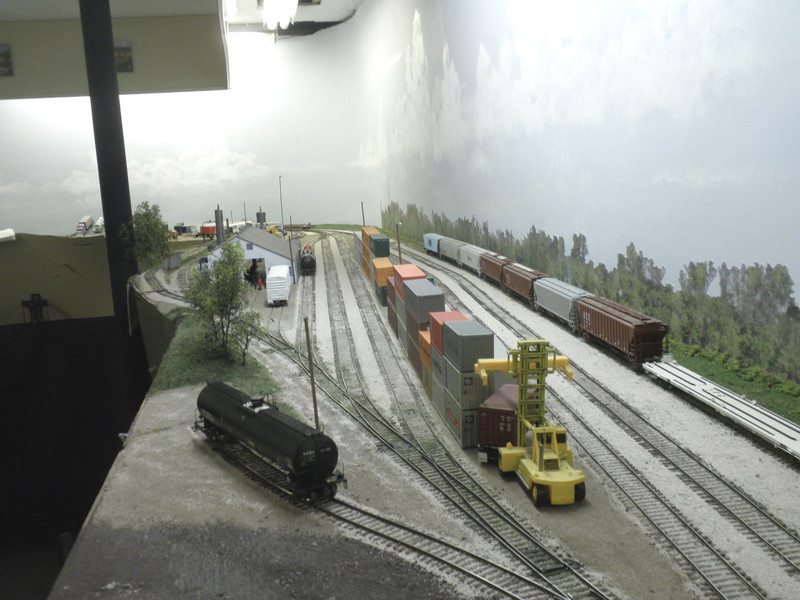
(475, 340), (585, 506)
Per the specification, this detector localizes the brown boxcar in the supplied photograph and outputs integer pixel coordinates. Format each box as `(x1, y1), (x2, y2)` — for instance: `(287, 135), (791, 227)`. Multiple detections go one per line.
(501, 262), (547, 305)
(477, 384), (518, 463)
(576, 296), (668, 367)
(480, 253), (513, 286)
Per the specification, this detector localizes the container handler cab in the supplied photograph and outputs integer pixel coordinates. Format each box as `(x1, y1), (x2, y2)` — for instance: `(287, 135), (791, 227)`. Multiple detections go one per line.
(475, 340), (585, 506)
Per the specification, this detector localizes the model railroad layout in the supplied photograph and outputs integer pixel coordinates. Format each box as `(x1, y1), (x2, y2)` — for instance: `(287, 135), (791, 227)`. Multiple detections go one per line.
(143, 228), (800, 600)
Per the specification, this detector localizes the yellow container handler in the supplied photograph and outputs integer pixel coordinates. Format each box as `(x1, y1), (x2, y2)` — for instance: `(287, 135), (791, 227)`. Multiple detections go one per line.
(475, 340), (585, 506)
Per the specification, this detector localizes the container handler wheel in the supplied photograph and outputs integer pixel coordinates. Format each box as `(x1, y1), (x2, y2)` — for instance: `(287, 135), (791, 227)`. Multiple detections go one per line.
(532, 484), (549, 507)
(575, 482), (586, 502)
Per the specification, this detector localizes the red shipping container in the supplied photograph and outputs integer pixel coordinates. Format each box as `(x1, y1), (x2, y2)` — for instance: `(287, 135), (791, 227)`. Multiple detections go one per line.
(429, 311), (468, 355)
(477, 384), (518, 451)
(392, 264), (426, 301)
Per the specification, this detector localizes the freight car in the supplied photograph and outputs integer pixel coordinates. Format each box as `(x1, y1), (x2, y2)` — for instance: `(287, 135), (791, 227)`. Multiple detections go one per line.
(576, 296), (668, 368)
(501, 262), (547, 306)
(480, 253), (513, 286)
(299, 244), (316, 275)
(196, 382), (346, 499)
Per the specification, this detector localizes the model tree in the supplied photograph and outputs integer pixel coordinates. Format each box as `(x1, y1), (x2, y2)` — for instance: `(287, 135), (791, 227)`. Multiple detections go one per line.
(120, 201), (171, 269)
(186, 242), (262, 363)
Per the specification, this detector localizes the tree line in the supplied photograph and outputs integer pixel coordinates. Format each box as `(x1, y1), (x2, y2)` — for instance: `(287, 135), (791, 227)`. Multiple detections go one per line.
(383, 201), (800, 395)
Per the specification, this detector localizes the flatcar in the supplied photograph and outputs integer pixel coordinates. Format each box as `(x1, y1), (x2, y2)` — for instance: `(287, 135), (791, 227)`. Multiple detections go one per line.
(196, 382), (346, 498)
(299, 244), (316, 275)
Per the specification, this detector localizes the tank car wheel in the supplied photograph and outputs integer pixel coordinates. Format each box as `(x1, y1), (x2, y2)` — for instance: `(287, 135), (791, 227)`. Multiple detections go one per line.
(532, 484), (549, 507)
(574, 482), (586, 502)
(323, 484), (338, 499)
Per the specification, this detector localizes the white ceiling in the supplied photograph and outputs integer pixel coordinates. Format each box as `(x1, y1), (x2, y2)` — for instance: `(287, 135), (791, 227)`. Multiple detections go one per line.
(0, 0), (362, 28)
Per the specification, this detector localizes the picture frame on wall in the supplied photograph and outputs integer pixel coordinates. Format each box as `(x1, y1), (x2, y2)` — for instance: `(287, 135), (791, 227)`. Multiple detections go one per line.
(0, 44), (12, 77)
(114, 40), (133, 73)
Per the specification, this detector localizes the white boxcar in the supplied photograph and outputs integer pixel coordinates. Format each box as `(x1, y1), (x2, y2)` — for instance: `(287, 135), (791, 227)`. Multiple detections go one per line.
(423, 233), (445, 255)
(458, 244), (486, 274)
(533, 278), (593, 331)
(438, 237), (466, 265)
(266, 264), (291, 306)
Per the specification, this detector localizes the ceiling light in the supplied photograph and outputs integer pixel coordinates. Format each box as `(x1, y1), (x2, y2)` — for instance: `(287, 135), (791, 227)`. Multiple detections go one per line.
(261, 0), (299, 31)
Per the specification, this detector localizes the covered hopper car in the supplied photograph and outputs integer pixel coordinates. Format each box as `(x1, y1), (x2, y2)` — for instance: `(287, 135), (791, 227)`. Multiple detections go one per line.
(196, 382), (345, 498)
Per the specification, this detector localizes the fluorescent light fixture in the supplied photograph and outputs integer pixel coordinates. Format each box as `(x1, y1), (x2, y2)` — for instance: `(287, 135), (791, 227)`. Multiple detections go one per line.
(261, 0), (299, 31)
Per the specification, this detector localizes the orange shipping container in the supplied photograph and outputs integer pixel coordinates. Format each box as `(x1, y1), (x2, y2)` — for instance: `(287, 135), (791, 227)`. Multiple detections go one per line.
(419, 330), (432, 369)
(361, 226), (380, 248)
(372, 257), (394, 287)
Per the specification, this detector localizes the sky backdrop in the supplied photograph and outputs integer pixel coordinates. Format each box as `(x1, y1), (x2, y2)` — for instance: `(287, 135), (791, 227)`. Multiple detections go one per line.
(1, 0), (798, 289)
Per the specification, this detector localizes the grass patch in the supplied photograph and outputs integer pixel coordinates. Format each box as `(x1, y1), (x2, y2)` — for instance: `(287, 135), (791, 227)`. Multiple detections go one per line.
(150, 310), (276, 398)
(670, 343), (800, 424)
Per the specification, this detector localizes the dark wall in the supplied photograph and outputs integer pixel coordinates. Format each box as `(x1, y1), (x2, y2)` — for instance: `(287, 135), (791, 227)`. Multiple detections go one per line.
(0, 317), (150, 536)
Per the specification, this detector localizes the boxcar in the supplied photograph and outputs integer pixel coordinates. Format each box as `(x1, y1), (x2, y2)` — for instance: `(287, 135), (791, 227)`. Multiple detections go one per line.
(501, 262), (547, 305)
(533, 278), (593, 331)
(438, 237), (466, 265)
(423, 233), (445, 255)
(480, 253), (513, 286)
(576, 296), (668, 367)
(458, 244), (487, 274)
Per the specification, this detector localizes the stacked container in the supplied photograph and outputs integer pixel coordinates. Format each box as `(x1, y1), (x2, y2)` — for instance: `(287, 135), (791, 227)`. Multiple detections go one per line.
(429, 311), (467, 418)
(441, 320), (494, 448)
(419, 330), (433, 400)
(361, 226), (381, 275)
(403, 278), (444, 377)
(386, 275), (398, 336)
(371, 257), (393, 307)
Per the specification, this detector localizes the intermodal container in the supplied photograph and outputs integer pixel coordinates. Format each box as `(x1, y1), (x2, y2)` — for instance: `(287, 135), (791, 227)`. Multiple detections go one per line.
(429, 311), (468, 355)
(353, 232), (360, 264)
(419, 330), (432, 369)
(407, 333), (422, 378)
(444, 356), (491, 410)
(480, 253), (513, 286)
(372, 257), (394, 287)
(395, 293), (405, 327)
(388, 303), (398, 336)
(477, 384), (518, 459)
(369, 233), (390, 258)
(387, 275), (396, 308)
(438, 238), (466, 264)
(423, 233), (445, 255)
(397, 312), (407, 347)
(421, 362), (433, 400)
(443, 320), (494, 372)
(458, 244), (486, 274)
(443, 390), (477, 448)
(361, 226), (380, 247)
(533, 278), (592, 331)
(577, 296), (668, 367)
(374, 282), (387, 307)
(392, 264), (426, 301)
(432, 377), (446, 418)
(502, 262), (547, 305)
(431, 346), (445, 383)
(405, 310), (431, 336)
(404, 278), (445, 323)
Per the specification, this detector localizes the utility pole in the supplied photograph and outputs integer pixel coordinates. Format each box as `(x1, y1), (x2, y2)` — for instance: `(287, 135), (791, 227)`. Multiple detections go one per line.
(396, 222), (403, 264)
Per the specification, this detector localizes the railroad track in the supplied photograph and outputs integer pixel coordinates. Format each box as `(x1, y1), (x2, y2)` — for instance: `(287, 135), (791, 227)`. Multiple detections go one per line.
(193, 422), (572, 600)
(404, 242), (800, 598)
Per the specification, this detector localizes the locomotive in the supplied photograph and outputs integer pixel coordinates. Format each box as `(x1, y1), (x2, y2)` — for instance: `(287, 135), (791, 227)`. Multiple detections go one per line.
(196, 382), (346, 499)
(299, 244), (316, 275)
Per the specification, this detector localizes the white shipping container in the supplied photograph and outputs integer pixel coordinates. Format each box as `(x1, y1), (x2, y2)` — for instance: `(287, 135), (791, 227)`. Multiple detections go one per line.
(266, 265), (291, 306)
